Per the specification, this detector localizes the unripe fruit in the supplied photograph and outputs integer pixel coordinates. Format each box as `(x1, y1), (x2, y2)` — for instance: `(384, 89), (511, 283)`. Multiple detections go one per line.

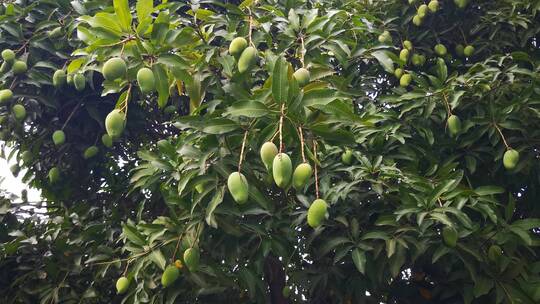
(394, 68), (404, 79)
(341, 150), (353, 165)
(412, 15), (423, 26)
(307, 199), (327, 228)
(447, 115), (461, 136)
(137, 67), (155, 93)
(378, 31), (391, 44)
(408, 0), (417, 4)
(52, 70), (66, 88)
(52, 130), (65, 146)
(417, 4), (428, 18)
(161, 265), (180, 287)
(434, 44), (447, 56)
(464, 45), (475, 57)
(83, 146), (99, 159)
(66, 74), (74, 86)
(116, 277), (129, 294)
(237, 46), (257, 74)
(292, 163), (313, 190)
(282, 286), (291, 298)
(0, 89), (13, 104)
(503, 149), (519, 170)
(293, 68), (310, 87)
(442, 227), (458, 248)
(400, 74), (412, 87)
(0, 61), (11, 73)
(183, 248), (200, 272)
(101, 134), (113, 148)
(12, 61), (27, 75)
(164, 105), (176, 114)
(229, 37), (248, 58)
(455, 44), (465, 57)
(403, 40), (413, 51)
(428, 0), (439, 12)
(48, 27), (63, 39)
(105, 109), (126, 139)
(10, 163), (20, 176)
(1, 49), (15, 62)
(399, 49), (409, 62)
(260, 142), (278, 170)
(21, 151), (32, 164)
(227, 172), (249, 204)
(48, 167), (60, 184)
(488, 245), (502, 262)
(454, 0), (468, 9)
(102, 57), (127, 81)
(73, 73), (86, 91)
(272, 153), (292, 188)
(12, 104), (26, 121)
(412, 54), (423, 66)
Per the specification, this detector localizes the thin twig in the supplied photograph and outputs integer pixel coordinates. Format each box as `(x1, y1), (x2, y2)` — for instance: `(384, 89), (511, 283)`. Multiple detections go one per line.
(493, 123), (510, 150)
(441, 92), (452, 116)
(313, 139), (319, 199)
(61, 101), (84, 130)
(171, 234), (183, 263)
(298, 126), (306, 163)
(247, 9), (254, 47)
(238, 130), (249, 173)
(300, 35), (306, 68)
(279, 104), (285, 153)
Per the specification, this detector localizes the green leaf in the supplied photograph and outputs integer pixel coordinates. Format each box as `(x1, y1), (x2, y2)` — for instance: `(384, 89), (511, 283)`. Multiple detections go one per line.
(372, 50), (394, 73)
(122, 223), (146, 246)
(149, 249), (166, 270)
(351, 248), (366, 274)
(224, 100), (270, 118)
(272, 56), (289, 104)
(202, 119), (239, 134)
(136, 0), (153, 22)
(205, 186), (224, 228)
(113, 0), (132, 31)
(152, 64), (170, 108)
(475, 186), (505, 196)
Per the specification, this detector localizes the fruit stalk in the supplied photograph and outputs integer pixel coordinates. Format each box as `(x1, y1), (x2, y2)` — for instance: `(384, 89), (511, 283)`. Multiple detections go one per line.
(493, 123), (510, 150)
(237, 130), (249, 173)
(313, 139), (319, 199)
(298, 126), (306, 163)
(279, 103), (285, 153)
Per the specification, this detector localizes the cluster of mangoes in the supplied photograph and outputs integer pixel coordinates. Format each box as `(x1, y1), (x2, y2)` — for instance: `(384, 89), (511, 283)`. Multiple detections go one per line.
(227, 141), (328, 228)
(229, 37), (258, 73)
(115, 247), (200, 294)
(409, 0), (440, 26)
(0, 49), (27, 122)
(52, 69), (86, 92)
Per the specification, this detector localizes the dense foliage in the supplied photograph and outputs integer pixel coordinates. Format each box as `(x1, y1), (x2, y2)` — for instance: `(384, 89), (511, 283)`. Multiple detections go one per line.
(1, 0), (540, 303)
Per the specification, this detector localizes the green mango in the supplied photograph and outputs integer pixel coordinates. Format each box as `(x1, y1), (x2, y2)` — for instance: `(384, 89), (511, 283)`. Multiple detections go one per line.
(164, 105), (176, 114)
(272, 153), (292, 188)
(378, 30), (391, 44)
(52, 130), (65, 146)
(341, 150), (353, 165)
(12, 61), (27, 75)
(12, 104), (26, 121)
(102, 57), (127, 81)
(105, 109), (126, 139)
(227, 172), (249, 204)
(48, 27), (63, 39)
(417, 4), (428, 18)
(394, 68), (404, 79)
(292, 162), (313, 190)
(137, 67), (155, 93)
(442, 227), (458, 247)
(0, 89), (13, 104)
(0, 61), (12, 73)
(10, 163), (20, 176)
(434, 44), (447, 56)
(53, 70), (66, 88)
(307, 199), (327, 228)
(293, 68), (310, 87)
(161, 265), (180, 287)
(282, 286), (291, 298)
(488, 245), (502, 262)
(73, 73), (86, 91)
(455, 44), (465, 57)
(183, 248), (200, 272)
(48, 167), (60, 184)
(464, 45), (475, 57)
(101, 134), (113, 148)
(83, 146), (99, 159)
(428, 0), (439, 12)
(403, 40), (413, 51)
(503, 149), (519, 170)
(237, 46), (257, 74)
(400, 74), (412, 87)
(454, 0), (468, 9)
(411, 54), (423, 66)
(399, 49), (409, 62)
(260, 142), (278, 170)
(21, 150), (32, 165)
(413, 15), (424, 26)
(1, 49), (15, 63)
(447, 115), (461, 136)
(229, 37), (248, 58)
(116, 277), (130, 294)
(66, 74), (74, 86)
